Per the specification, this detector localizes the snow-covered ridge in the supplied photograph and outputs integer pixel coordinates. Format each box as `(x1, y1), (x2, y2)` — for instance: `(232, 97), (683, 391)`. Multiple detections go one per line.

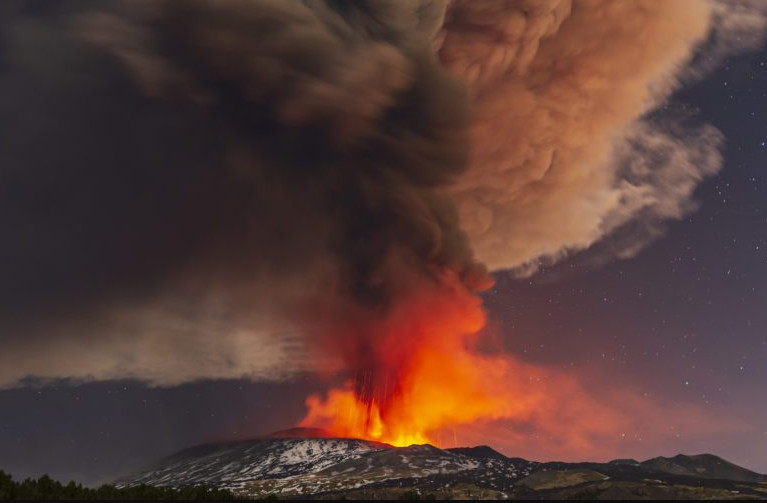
(116, 437), (767, 499)
(116, 437), (388, 490)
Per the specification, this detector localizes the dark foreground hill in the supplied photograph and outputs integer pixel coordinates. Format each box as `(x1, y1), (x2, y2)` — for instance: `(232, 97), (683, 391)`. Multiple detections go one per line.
(114, 433), (767, 500)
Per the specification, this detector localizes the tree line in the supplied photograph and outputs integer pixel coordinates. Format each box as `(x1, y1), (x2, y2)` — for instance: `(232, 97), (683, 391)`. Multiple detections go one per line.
(0, 470), (237, 500)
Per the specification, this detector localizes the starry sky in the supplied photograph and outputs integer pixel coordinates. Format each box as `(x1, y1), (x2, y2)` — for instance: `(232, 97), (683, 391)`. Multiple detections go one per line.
(1, 38), (765, 486)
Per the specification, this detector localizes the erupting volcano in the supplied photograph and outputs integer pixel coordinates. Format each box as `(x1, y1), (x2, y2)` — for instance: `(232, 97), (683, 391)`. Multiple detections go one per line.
(299, 273), (519, 447)
(2, 0), (763, 489)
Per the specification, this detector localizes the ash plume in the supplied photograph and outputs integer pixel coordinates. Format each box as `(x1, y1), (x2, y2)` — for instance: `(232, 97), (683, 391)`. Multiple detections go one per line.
(0, 0), (481, 386)
(0, 0), (763, 389)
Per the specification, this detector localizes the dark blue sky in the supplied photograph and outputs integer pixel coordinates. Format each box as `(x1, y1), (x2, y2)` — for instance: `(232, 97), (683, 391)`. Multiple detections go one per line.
(485, 45), (767, 470)
(1, 23), (766, 489)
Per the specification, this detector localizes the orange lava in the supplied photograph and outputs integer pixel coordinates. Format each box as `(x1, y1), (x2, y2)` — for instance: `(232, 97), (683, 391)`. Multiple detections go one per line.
(298, 273), (723, 457)
(299, 274), (519, 447)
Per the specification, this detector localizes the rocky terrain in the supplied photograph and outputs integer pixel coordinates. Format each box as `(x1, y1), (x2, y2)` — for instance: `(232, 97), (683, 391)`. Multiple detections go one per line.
(117, 430), (767, 500)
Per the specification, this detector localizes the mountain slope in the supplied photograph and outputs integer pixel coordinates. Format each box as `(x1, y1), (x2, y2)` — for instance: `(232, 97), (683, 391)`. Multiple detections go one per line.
(117, 436), (534, 496)
(640, 454), (767, 483)
(117, 436), (767, 500)
(244, 443), (532, 497)
(116, 437), (387, 491)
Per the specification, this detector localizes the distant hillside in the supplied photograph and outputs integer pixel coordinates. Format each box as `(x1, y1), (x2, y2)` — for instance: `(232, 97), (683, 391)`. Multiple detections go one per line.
(640, 454), (767, 483)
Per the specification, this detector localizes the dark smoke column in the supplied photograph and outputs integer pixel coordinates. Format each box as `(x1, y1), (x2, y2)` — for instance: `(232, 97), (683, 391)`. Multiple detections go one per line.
(0, 1), (489, 390)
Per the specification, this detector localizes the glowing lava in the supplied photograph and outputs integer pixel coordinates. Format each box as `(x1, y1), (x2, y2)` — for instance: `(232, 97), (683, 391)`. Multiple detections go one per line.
(299, 274), (515, 447)
(298, 272), (716, 458)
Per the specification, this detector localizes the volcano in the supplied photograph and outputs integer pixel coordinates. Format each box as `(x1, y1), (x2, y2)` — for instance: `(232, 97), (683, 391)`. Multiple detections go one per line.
(116, 432), (767, 500)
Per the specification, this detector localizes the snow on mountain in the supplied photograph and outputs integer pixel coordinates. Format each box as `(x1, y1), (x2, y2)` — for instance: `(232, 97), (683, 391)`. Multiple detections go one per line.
(116, 437), (388, 491)
(244, 443), (532, 497)
(116, 435), (767, 499)
(117, 435), (534, 496)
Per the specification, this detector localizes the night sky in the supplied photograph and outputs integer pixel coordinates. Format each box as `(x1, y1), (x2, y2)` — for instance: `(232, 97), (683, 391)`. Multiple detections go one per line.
(1, 1), (766, 488)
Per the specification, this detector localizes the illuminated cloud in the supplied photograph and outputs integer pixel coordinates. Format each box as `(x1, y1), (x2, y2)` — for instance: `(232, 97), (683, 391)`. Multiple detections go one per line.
(442, 0), (728, 273)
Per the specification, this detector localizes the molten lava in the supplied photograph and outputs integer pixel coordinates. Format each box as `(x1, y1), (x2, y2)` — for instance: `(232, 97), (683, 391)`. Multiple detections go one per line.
(300, 274), (515, 447)
(298, 273), (717, 458)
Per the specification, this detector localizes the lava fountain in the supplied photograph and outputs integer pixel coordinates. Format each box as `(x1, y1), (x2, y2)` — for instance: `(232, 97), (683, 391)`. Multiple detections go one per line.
(300, 272), (518, 447)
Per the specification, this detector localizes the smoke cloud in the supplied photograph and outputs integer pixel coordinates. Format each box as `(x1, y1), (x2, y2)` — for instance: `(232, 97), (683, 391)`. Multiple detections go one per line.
(0, 0), (764, 395)
(0, 0), (482, 386)
(441, 0), (723, 273)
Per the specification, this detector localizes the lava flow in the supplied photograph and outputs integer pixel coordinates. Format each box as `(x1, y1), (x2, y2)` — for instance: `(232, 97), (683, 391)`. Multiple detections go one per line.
(299, 274), (516, 447)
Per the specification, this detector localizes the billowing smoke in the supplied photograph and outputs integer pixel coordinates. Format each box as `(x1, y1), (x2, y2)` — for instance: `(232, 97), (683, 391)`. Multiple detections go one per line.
(443, 0), (767, 274)
(0, 0), (488, 385)
(0, 0), (763, 447)
(442, 0), (716, 273)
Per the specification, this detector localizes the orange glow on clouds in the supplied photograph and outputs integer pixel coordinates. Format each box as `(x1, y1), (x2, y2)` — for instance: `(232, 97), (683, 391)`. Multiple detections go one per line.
(299, 274), (728, 454)
(301, 274), (552, 446)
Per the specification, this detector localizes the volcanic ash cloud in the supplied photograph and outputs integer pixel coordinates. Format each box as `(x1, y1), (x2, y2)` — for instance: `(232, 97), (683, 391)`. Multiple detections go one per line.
(0, 0), (763, 449)
(0, 0), (483, 386)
